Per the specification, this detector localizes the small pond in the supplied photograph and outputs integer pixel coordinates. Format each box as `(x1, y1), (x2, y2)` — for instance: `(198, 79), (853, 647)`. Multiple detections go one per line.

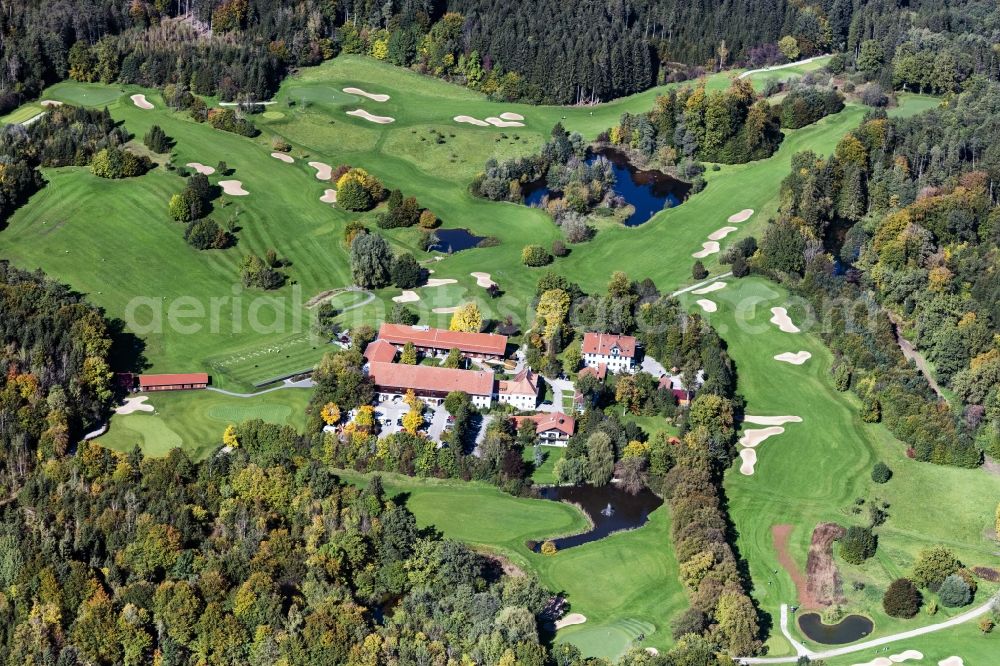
(427, 228), (485, 253)
(527, 483), (663, 551)
(797, 612), (874, 645)
(524, 147), (691, 227)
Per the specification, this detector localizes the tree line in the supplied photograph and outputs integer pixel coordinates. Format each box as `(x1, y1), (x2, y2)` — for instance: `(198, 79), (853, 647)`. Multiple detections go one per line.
(752, 82), (1000, 467)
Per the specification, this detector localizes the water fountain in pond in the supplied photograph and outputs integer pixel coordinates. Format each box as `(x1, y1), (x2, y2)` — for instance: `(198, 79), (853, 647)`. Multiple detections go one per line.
(530, 484), (661, 551)
(601, 503), (614, 517)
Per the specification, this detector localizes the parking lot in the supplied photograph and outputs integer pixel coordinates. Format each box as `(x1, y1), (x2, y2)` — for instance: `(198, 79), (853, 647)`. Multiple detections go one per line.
(375, 398), (450, 440)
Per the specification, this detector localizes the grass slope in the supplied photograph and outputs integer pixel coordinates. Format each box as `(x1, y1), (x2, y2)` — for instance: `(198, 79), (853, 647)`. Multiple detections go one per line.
(678, 278), (1000, 656)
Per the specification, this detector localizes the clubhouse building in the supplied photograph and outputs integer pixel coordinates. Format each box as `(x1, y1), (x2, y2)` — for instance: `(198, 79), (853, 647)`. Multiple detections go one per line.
(581, 332), (637, 374)
(377, 323), (508, 360)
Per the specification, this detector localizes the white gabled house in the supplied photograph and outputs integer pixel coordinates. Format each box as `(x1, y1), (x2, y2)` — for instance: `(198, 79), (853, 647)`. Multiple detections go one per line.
(581, 332), (637, 374)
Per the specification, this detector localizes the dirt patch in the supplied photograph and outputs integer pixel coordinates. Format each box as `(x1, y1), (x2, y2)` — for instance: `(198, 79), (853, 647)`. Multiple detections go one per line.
(982, 456), (1000, 476)
(805, 522), (847, 608)
(773, 524), (812, 607)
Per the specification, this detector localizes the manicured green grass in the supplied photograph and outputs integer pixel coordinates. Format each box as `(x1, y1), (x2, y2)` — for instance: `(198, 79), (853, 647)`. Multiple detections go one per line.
(335, 469), (687, 659)
(524, 445), (566, 485)
(823, 621), (998, 665)
(678, 277), (1000, 655)
(0, 104), (43, 125)
(97, 388), (310, 459)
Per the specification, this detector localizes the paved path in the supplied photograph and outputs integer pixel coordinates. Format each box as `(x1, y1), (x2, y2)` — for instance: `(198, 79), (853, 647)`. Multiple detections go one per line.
(739, 595), (998, 664)
(670, 272), (733, 298)
(737, 55), (830, 80)
(207, 377), (314, 398)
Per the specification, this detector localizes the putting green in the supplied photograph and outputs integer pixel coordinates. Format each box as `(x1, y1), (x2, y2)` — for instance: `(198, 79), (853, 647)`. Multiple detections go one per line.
(262, 110), (285, 119)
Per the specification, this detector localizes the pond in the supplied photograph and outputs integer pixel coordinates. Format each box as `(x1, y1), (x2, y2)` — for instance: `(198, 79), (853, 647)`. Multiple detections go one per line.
(524, 147), (691, 227)
(427, 228), (486, 253)
(797, 612), (874, 645)
(527, 483), (663, 551)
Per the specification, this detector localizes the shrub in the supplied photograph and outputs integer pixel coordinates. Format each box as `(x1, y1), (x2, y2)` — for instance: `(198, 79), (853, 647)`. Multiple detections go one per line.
(938, 573), (971, 607)
(208, 108), (259, 136)
(271, 136), (291, 152)
(418, 209), (438, 228)
(240, 254), (284, 290)
(871, 462), (892, 484)
(552, 239), (568, 257)
(390, 253), (422, 288)
(732, 253), (749, 277)
(540, 541), (557, 556)
(184, 219), (231, 250)
(980, 617), (995, 633)
(143, 124), (171, 153)
(911, 547), (960, 589)
(860, 84), (888, 108)
(91, 147), (150, 179)
(692, 260), (708, 280)
(839, 526), (877, 564)
(882, 578), (921, 618)
(336, 167), (383, 211)
(337, 178), (372, 212)
(521, 245), (551, 267)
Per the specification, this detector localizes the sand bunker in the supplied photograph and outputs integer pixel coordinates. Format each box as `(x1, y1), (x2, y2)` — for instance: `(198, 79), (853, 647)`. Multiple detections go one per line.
(554, 613), (586, 629)
(308, 161), (332, 180)
(938, 658), (964, 666)
(485, 116), (525, 127)
(692, 241), (720, 258)
(425, 278), (458, 288)
(342, 87), (390, 102)
(320, 189), (337, 204)
(774, 351), (812, 365)
(852, 656), (923, 666)
(116, 396), (154, 415)
(692, 281), (727, 295)
(852, 658), (893, 666)
(744, 415), (802, 426)
(739, 448), (757, 475)
(740, 426), (784, 448)
(454, 115), (491, 127)
(270, 152), (294, 163)
(346, 108), (395, 124)
(41, 100), (63, 107)
(708, 226), (739, 241)
(696, 299), (717, 313)
(130, 94), (154, 109)
(728, 208), (754, 223)
(770, 307), (801, 333)
(432, 306), (459, 314)
(393, 291), (420, 303)
(186, 162), (216, 175)
(499, 112), (524, 121)
(471, 272), (496, 288)
(219, 180), (249, 196)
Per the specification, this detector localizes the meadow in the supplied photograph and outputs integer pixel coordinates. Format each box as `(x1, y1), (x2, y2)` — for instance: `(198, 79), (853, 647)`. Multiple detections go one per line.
(335, 469), (687, 660)
(678, 277), (1000, 656)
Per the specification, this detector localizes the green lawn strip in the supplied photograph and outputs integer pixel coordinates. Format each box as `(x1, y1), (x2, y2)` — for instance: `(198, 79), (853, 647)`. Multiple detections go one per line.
(821, 621), (998, 665)
(523, 445), (566, 485)
(334, 469), (687, 659)
(96, 388), (310, 460)
(678, 277), (1000, 656)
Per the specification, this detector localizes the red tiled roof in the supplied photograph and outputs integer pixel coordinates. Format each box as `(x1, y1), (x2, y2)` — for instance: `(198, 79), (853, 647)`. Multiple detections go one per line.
(368, 361), (494, 396)
(578, 363), (607, 381)
(139, 373), (208, 387)
(513, 412), (576, 437)
(364, 339), (397, 364)
(581, 332), (637, 358)
(498, 368), (538, 396)
(378, 323), (507, 356)
(672, 388), (691, 402)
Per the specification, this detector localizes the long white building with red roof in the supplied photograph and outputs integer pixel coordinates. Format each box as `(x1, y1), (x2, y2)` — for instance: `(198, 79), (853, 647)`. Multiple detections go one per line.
(581, 332), (637, 373)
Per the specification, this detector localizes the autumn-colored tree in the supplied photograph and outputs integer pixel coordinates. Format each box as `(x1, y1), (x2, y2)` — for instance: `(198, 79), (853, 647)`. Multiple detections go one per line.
(223, 424), (239, 448)
(403, 407), (424, 434)
(535, 288), (570, 342)
(354, 405), (376, 431)
(449, 302), (483, 332)
(320, 402), (341, 426)
(401, 341), (418, 364)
